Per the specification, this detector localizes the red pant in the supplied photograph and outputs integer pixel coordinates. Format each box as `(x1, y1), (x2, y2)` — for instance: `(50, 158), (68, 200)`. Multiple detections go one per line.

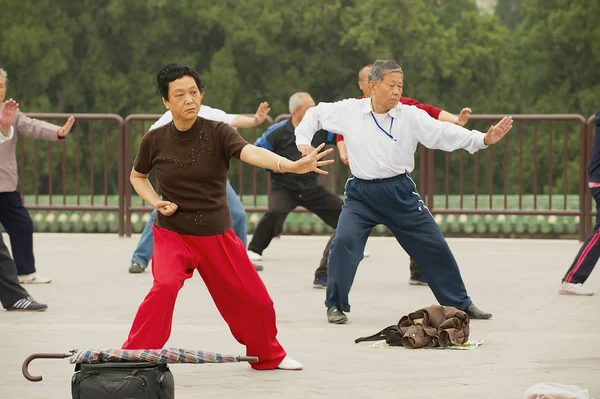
(122, 226), (286, 370)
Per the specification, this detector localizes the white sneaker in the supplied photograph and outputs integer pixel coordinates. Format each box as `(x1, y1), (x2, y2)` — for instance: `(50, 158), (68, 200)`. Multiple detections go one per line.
(18, 273), (52, 284)
(363, 251), (370, 258)
(559, 282), (593, 296)
(276, 356), (303, 370)
(247, 250), (262, 261)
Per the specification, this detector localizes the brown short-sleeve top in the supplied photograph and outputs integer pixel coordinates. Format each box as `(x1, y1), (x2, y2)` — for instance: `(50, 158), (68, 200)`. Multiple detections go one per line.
(133, 117), (249, 236)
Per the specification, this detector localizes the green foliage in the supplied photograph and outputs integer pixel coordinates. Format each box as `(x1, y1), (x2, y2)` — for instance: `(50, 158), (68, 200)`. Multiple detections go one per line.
(495, 0), (522, 29)
(512, 0), (600, 116)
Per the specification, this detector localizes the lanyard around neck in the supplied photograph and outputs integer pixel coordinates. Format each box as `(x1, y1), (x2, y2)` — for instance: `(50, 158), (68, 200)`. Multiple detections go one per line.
(370, 112), (396, 141)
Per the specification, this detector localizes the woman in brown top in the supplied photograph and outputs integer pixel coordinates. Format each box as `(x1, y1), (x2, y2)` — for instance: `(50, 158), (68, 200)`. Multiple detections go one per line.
(122, 64), (332, 370)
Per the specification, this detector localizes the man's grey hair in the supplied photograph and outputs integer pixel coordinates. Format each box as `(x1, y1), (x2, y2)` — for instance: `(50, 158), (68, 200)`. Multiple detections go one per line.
(368, 60), (403, 83)
(288, 92), (312, 114)
(0, 68), (7, 82)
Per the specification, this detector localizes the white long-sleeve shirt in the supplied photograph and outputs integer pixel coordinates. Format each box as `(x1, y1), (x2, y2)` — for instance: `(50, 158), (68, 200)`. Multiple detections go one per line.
(0, 127), (14, 143)
(149, 105), (237, 131)
(295, 98), (487, 180)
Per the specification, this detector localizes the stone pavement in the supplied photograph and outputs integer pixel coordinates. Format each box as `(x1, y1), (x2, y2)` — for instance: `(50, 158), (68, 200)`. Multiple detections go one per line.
(1, 234), (598, 399)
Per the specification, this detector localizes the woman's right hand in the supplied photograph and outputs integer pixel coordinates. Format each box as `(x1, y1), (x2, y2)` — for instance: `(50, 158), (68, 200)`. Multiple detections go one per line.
(155, 200), (178, 216)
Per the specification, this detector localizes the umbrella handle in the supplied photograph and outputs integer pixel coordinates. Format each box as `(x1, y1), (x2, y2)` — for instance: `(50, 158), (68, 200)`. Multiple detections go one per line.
(22, 352), (73, 382)
(238, 356), (258, 363)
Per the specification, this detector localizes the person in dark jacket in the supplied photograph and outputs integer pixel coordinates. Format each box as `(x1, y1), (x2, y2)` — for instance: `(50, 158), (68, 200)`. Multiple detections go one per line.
(247, 92), (343, 259)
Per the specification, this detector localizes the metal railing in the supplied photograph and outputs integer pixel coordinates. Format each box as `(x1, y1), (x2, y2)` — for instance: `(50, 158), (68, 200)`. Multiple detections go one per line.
(17, 113), (125, 234)
(425, 115), (588, 240)
(14, 112), (596, 239)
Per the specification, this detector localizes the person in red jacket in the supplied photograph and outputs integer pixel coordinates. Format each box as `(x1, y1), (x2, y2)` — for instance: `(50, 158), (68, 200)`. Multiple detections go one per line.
(312, 64), (472, 289)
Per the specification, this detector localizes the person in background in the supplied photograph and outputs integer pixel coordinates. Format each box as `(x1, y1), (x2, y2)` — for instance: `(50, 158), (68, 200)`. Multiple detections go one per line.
(0, 68), (75, 284)
(559, 109), (600, 296)
(0, 99), (47, 311)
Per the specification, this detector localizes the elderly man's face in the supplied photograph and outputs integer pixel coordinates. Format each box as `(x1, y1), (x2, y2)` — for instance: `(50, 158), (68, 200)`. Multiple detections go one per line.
(370, 72), (403, 110)
(357, 67), (371, 98)
(0, 76), (6, 103)
(162, 75), (203, 124)
(293, 96), (316, 122)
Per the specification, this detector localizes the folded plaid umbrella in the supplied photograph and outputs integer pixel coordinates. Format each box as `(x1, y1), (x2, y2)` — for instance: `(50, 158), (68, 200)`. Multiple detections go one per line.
(69, 348), (248, 364)
(23, 349), (257, 382)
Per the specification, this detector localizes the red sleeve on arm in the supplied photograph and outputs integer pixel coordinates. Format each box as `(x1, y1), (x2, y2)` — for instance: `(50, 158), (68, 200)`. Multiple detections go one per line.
(399, 96), (442, 119)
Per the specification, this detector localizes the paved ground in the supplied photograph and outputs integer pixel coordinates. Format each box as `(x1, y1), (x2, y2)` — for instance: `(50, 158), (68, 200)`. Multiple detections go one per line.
(1, 234), (598, 399)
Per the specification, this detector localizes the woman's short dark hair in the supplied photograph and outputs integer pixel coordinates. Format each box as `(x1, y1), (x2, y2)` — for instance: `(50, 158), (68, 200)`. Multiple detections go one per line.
(157, 63), (204, 100)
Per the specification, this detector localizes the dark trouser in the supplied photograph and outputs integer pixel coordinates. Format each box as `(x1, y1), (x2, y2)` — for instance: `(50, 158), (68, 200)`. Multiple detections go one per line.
(326, 174), (472, 312)
(562, 187), (600, 284)
(273, 214), (287, 237)
(313, 229), (424, 279)
(0, 232), (30, 309)
(0, 191), (36, 276)
(409, 258), (423, 278)
(248, 185), (343, 255)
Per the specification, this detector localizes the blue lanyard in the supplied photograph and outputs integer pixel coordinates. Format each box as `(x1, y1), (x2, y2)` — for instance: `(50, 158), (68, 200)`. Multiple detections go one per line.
(370, 112), (396, 141)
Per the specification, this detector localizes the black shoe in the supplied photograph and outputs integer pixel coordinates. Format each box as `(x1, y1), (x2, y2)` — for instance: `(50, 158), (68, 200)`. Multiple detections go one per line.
(408, 274), (428, 286)
(313, 275), (327, 289)
(327, 306), (348, 324)
(253, 263), (264, 272)
(128, 262), (146, 273)
(464, 303), (492, 320)
(7, 297), (48, 312)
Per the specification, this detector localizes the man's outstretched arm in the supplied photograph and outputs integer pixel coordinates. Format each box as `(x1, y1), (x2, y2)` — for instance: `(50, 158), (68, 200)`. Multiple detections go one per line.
(231, 102), (271, 128)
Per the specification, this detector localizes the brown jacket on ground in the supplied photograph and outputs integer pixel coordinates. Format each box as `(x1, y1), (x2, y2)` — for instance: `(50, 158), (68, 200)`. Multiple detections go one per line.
(398, 305), (470, 349)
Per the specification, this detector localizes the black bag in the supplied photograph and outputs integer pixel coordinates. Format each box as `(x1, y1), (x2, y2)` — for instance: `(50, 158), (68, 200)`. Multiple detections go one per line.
(354, 325), (404, 346)
(71, 362), (175, 399)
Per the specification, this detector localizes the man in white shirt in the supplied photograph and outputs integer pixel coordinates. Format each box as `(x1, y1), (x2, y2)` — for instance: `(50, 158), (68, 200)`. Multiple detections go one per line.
(128, 84), (271, 274)
(295, 60), (513, 324)
(148, 102), (270, 131)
